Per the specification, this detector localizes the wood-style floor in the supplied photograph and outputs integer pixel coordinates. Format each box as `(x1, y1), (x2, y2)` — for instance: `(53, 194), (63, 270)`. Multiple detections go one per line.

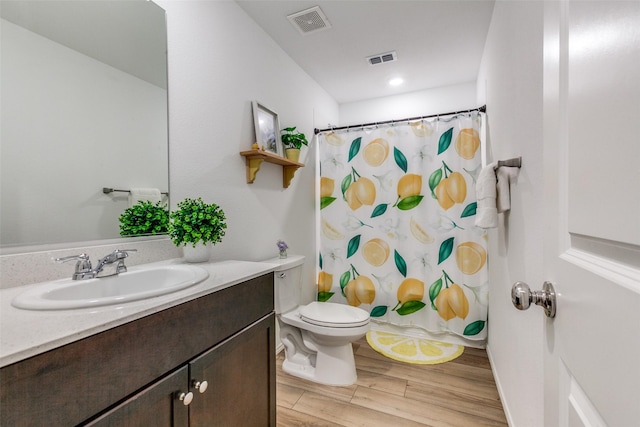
(276, 336), (508, 427)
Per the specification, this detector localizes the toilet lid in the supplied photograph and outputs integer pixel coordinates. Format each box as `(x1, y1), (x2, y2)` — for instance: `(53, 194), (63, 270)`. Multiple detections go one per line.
(299, 302), (370, 328)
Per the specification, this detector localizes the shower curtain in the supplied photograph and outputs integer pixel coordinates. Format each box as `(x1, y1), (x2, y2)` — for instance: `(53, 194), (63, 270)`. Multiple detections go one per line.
(317, 111), (488, 342)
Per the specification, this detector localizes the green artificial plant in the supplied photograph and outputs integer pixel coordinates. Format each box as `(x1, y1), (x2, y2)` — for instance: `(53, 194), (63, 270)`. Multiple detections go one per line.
(280, 126), (309, 149)
(169, 197), (227, 248)
(119, 200), (169, 236)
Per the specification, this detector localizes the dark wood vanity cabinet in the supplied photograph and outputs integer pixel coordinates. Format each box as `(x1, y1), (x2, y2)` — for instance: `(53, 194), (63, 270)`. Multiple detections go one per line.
(0, 273), (276, 427)
(189, 313), (275, 427)
(88, 366), (191, 427)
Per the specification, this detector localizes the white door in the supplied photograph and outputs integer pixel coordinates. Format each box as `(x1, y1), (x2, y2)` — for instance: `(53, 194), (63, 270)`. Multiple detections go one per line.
(541, 1), (640, 426)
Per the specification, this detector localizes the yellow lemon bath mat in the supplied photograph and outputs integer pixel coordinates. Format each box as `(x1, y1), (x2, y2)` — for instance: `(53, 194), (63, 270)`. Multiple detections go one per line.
(366, 331), (464, 365)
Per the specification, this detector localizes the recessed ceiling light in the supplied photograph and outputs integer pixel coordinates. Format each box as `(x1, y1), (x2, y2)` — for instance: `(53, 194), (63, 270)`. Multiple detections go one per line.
(389, 77), (404, 86)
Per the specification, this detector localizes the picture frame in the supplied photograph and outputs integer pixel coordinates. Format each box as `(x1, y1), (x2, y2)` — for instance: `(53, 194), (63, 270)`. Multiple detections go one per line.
(252, 101), (282, 156)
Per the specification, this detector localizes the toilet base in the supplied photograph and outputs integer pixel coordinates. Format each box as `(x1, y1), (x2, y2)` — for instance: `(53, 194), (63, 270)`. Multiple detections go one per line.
(279, 321), (364, 386)
(282, 339), (358, 386)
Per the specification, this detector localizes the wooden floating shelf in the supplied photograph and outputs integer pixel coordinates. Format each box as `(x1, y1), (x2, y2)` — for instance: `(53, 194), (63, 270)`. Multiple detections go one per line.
(239, 150), (304, 188)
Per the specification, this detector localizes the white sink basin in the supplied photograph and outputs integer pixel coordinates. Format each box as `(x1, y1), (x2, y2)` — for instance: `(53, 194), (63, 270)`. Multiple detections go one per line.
(12, 264), (210, 310)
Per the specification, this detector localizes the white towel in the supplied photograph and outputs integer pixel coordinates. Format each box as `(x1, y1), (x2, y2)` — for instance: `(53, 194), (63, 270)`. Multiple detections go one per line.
(475, 163), (498, 228)
(129, 188), (162, 207)
(475, 163), (498, 229)
(496, 167), (519, 213)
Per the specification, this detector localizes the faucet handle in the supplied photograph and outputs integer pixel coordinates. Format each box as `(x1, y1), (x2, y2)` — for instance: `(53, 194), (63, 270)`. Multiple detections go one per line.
(55, 253), (94, 280)
(113, 249), (137, 258)
(55, 253), (92, 270)
(96, 249), (137, 275)
(114, 249), (136, 273)
(98, 249), (137, 263)
(55, 253), (89, 262)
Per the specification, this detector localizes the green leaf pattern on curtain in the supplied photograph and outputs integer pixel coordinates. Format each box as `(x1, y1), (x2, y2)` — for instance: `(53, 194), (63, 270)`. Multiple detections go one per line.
(317, 113), (488, 341)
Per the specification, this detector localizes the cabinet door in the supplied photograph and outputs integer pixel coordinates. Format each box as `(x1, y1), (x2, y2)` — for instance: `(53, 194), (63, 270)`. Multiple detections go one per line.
(189, 313), (276, 427)
(84, 366), (189, 427)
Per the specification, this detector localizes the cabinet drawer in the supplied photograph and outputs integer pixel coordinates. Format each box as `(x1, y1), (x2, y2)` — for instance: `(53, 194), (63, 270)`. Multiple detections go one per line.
(0, 272), (274, 426)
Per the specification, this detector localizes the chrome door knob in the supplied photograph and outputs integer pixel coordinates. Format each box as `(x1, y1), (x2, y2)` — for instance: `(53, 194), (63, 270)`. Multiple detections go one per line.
(511, 281), (556, 318)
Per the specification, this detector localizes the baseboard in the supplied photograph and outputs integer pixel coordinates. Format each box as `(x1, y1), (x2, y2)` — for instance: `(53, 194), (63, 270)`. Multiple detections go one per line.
(486, 343), (515, 427)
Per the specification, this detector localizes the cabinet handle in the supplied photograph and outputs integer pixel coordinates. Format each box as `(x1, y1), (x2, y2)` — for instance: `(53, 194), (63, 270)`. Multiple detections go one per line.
(192, 379), (209, 394)
(177, 391), (194, 406)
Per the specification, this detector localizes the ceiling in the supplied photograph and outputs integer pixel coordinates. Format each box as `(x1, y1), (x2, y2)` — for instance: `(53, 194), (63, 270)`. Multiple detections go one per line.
(236, 0), (495, 104)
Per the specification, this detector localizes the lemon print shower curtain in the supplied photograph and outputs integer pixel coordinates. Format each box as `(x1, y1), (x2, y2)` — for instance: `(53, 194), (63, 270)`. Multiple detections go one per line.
(317, 111), (488, 342)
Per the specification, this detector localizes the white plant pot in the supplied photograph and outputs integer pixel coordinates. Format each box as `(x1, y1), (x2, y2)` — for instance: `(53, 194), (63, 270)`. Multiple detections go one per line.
(183, 242), (212, 263)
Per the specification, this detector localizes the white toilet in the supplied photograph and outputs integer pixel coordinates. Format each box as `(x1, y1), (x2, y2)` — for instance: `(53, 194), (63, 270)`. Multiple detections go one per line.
(268, 255), (370, 386)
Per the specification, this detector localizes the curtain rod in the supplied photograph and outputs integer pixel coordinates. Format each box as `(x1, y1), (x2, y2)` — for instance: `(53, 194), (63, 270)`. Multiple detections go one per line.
(314, 105), (486, 135)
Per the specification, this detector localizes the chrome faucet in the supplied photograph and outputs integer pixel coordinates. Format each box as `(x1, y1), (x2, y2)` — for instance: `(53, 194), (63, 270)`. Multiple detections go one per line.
(94, 249), (137, 277)
(55, 249), (137, 280)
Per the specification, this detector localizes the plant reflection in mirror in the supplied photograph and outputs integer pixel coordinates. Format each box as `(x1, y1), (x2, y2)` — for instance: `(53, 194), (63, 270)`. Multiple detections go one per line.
(119, 201), (169, 236)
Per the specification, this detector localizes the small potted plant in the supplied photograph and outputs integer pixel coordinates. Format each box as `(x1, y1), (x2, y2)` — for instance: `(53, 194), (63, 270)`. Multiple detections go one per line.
(280, 126), (308, 162)
(119, 201), (169, 236)
(169, 197), (227, 262)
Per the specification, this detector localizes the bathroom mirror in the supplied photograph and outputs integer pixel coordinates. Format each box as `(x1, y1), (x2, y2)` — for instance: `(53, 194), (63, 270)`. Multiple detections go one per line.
(0, 0), (169, 250)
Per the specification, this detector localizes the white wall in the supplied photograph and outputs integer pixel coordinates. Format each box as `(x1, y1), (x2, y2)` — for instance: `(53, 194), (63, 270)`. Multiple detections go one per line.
(1, 19), (167, 246)
(476, 2), (544, 426)
(156, 0), (339, 302)
(0, 0), (338, 297)
(339, 82), (478, 126)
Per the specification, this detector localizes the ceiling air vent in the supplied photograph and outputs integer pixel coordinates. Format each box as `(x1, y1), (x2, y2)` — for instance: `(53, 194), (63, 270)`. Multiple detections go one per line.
(287, 6), (332, 35)
(367, 51), (398, 66)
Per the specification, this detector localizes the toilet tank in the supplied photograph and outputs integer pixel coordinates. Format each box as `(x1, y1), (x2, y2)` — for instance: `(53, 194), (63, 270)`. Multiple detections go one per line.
(266, 255), (305, 314)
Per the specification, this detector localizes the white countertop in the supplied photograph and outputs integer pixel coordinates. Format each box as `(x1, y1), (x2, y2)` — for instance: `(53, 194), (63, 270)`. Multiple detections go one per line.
(0, 258), (277, 368)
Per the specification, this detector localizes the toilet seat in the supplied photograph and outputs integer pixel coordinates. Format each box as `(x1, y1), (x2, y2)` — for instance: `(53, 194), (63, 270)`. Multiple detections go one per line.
(299, 302), (370, 328)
